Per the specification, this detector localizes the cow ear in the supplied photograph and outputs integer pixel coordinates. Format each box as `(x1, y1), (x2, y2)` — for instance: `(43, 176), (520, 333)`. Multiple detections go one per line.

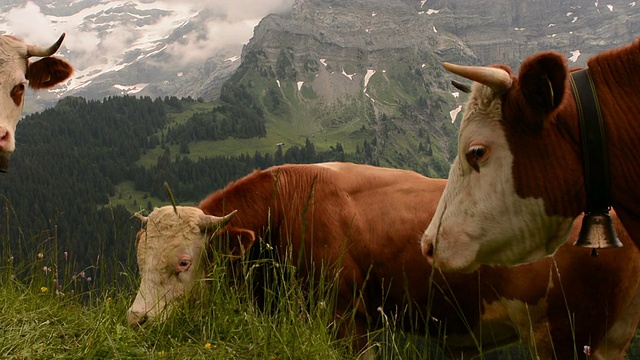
(517, 51), (567, 115)
(27, 57), (73, 89)
(223, 227), (256, 261)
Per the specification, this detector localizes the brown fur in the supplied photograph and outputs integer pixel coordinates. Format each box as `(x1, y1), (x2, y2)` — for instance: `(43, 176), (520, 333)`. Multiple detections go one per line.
(499, 38), (640, 247)
(199, 163), (640, 358)
(27, 57), (73, 89)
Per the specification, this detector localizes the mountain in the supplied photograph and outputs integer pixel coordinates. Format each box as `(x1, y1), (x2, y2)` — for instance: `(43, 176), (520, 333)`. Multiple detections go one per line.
(1, 0), (635, 179)
(0, 0), (638, 293)
(221, 0), (466, 176)
(426, 0), (639, 68)
(0, 0), (259, 112)
(213, 0), (638, 176)
(5, 0), (637, 116)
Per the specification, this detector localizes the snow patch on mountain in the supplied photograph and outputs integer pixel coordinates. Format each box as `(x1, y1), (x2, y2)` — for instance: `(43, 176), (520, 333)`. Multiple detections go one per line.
(0, 0), (294, 107)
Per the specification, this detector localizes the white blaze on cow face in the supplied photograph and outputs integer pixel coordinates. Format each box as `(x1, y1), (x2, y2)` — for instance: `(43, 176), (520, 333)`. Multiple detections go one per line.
(0, 33), (72, 172)
(0, 36), (29, 155)
(422, 81), (573, 273)
(127, 206), (235, 326)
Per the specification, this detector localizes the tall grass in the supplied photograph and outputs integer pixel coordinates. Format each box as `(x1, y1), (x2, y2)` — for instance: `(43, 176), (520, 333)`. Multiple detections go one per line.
(0, 198), (352, 359)
(0, 197), (638, 359)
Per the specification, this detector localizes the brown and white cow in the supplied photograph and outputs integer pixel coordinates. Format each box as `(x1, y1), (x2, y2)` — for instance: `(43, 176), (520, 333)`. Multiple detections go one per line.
(128, 163), (640, 359)
(422, 38), (640, 272)
(0, 33), (73, 172)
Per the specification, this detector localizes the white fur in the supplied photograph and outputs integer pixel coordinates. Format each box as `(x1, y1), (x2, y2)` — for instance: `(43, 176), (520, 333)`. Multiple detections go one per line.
(422, 82), (573, 272)
(0, 36), (29, 154)
(127, 206), (211, 325)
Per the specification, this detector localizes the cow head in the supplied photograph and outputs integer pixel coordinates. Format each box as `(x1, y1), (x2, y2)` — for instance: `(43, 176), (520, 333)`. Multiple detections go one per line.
(422, 52), (581, 272)
(0, 33), (73, 172)
(127, 206), (254, 326)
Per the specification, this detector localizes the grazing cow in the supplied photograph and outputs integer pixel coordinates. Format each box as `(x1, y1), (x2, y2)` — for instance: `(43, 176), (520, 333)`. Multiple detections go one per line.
(128, 163), (640, 359)
(0, 33), (73, 172)
(422, 38), (640, 272)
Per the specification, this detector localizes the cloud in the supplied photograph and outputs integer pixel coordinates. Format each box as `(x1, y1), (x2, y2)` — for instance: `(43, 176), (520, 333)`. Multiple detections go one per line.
(182, 0), (294, 21)
(0, 0), (296, 87)
(1, 1), (294, 58)
(2, 2), (58, 45)
(165, 20), (255, 66)
(160, 0), (295, 67)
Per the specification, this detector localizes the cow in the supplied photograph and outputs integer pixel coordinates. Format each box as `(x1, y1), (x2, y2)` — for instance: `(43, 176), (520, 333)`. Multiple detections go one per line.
(128, 163), (640, 359)
(422, 38), (640, 273)
(0, 33), (73, 172)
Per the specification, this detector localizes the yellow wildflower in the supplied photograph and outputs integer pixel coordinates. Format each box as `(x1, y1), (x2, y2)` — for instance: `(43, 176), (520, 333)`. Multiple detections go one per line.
(40, 287), (48, 293)
(204, 343), (212, 349)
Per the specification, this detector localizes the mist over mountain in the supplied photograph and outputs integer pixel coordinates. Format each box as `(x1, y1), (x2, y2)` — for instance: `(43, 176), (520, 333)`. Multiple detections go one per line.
(0, 0), (294, 111)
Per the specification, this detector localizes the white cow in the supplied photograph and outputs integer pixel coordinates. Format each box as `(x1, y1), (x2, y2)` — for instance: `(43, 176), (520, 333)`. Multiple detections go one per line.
(127, 207), (236, 324)
(0, 33), (73, 172)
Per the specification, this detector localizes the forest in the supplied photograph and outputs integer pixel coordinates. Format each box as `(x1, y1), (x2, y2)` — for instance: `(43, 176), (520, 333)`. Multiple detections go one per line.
(0, 94), (383, 278)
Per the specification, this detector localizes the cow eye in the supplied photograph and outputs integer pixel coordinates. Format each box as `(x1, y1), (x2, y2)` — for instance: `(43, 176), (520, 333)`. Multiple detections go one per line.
(465, 144), (489, 172)
(176, 257), (192, 273)
(10, 83), (26, 106)
(469, 145), (486, 159)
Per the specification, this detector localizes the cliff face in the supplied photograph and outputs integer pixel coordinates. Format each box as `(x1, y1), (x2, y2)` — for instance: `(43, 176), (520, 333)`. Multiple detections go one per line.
(242, 1), (448, 82)
(428, 0), (639, 67)
(220, 0), (638, 176)
(223, 0), (473, 176)
(243, 0), (638, 74)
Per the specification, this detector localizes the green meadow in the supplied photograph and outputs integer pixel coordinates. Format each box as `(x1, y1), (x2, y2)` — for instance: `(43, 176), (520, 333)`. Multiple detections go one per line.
(2, 208), (638, 360)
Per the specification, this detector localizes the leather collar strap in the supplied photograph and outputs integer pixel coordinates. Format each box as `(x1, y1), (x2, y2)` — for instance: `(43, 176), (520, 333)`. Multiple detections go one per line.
(568, 69), (612, 214)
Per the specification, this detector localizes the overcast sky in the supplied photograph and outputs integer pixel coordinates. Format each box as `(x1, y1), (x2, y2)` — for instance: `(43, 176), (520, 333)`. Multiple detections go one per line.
(0, 0), (295, 70)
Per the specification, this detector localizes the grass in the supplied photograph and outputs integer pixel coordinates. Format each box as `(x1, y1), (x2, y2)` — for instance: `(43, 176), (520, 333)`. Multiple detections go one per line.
(2, 203), (639, 359)
(108, 181), (166, 213)
(0, 234), (349, 359)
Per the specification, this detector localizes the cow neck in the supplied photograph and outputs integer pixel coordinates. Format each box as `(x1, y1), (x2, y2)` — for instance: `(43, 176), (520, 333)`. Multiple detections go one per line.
(200, 172), (275, 233)
(234, 180), (278, 233)
(568, 68), (621, 251)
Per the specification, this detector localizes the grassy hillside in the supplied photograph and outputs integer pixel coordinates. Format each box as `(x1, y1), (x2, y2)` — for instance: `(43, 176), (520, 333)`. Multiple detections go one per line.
(2, 223), (639, 360)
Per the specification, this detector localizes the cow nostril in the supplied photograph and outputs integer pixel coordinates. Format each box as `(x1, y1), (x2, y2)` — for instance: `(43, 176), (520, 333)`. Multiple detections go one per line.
(0, 128), (9, 141)
(423, 242), (435, 264)
(0, 128), (11, 153)
(128, 311), (148, 327)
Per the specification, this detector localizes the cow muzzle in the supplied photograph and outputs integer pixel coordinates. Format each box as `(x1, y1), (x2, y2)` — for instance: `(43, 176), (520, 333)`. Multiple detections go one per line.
(127, 309), (149, 327)
(421, 240), (435, 265)
(0, 153), (9, 172)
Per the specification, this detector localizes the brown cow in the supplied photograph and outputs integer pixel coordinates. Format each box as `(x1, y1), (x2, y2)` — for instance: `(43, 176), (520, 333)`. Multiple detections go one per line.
(0, 33), (73, 172)
(128, 163), (640, 359)
(422, 38), (640, 272)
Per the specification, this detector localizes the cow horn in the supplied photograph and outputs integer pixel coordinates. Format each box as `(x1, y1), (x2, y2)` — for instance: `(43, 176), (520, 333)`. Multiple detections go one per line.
(443, 62), (512, 94)
(133, 212), (148, 226)
(198, 209), (238, 231)
(26, 33), (65, 58)
(451, 80), (471, 94)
